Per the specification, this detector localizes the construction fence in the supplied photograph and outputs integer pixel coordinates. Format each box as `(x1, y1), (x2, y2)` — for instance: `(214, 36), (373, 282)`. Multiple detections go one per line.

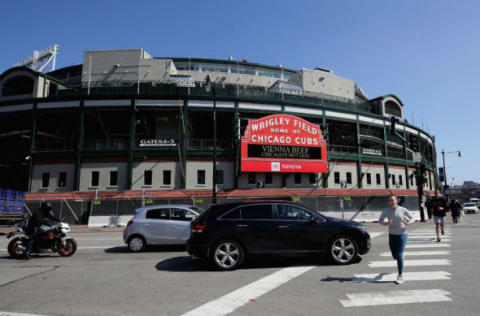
(25, 194), (422, 226)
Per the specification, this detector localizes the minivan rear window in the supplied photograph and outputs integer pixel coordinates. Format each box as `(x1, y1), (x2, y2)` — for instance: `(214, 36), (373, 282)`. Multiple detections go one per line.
(241, 204), (273, 219)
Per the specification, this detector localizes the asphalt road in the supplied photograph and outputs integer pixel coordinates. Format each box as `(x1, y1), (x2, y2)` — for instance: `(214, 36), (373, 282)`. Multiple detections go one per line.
(0, 214), (479, 316)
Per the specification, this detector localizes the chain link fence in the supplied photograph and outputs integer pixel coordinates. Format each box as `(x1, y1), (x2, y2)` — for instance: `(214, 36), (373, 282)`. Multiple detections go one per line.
(26, 194), (421, 225)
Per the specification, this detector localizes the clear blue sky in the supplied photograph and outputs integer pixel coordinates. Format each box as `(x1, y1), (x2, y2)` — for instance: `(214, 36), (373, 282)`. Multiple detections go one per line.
(1, 0), (478, 185)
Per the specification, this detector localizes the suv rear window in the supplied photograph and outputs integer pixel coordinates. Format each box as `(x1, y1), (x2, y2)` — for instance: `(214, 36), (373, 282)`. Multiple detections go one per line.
(240, 204), (273, 219)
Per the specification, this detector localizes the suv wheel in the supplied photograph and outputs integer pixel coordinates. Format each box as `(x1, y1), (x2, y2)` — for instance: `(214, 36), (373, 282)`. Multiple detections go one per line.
(128, 236), (146, 252)
(329, 235), (358, 265)
(212, 240), (244, 270)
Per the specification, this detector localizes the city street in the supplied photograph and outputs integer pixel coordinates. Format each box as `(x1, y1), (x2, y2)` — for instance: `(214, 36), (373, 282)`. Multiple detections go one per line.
(1, 214), (480, 316)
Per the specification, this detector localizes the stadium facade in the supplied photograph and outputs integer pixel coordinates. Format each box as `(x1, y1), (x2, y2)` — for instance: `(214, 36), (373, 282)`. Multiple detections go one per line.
(0, 48), (438, 222)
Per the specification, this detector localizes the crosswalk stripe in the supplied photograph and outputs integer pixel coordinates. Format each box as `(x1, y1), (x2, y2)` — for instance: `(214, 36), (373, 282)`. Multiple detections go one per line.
(409, 238), (450, 243)
(369, 259), (450, 267)
(181, 266), (315, 316)
(0, 312), (47, 316)
(353, 271), (451, 283)
(379, 250), (450, 257)
(340, 289), (452, 307)
(406, 243), (450, 248)
(408, 233), (452, 237)
(369, 232), (384, 239)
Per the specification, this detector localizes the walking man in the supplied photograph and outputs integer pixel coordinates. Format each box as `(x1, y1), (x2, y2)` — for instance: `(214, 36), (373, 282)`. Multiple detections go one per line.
(449, 199), (461, 224)
(378, 195), (414, 284)
(431, 191), (449, 242)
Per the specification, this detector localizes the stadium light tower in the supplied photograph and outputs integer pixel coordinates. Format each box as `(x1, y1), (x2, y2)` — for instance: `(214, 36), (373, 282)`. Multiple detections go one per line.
(205, 75), (217, 204)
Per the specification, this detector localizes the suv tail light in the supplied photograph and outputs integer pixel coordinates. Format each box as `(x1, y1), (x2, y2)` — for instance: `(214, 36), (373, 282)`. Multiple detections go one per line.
(191, 221), (206, 233)
(127, 220), (134, 227)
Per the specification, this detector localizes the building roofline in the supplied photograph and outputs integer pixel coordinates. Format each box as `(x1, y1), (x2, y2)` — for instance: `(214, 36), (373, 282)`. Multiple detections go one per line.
(0, 66), (68, 87)
(159, 57), (298, 73)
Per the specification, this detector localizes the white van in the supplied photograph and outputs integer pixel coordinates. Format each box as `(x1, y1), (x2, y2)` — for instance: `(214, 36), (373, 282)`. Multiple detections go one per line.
(463, 202), (479, 214)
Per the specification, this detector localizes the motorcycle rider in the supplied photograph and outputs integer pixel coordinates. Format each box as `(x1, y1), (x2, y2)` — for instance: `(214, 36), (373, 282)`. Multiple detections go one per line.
(24, 201), (61, 259)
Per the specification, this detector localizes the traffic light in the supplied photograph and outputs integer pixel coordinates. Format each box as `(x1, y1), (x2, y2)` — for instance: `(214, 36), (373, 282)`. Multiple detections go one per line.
(389, 116), (397, 135)
(438, 167), (444, 182)
(420, 164), (428, 184)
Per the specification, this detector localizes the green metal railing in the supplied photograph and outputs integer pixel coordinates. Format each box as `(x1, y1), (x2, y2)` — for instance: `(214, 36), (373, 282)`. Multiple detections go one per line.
(58, 82), (373, 114)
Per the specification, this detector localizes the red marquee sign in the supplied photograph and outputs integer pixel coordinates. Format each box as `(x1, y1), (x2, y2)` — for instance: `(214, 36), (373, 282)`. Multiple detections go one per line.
(241, 114), (328, 173)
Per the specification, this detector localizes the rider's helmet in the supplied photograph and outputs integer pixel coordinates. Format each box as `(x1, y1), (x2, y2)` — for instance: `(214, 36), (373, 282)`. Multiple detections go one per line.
(39, 201), (53, 213)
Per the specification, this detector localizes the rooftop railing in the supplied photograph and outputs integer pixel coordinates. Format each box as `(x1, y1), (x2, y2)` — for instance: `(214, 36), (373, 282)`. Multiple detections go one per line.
(58, 81), (374, 115)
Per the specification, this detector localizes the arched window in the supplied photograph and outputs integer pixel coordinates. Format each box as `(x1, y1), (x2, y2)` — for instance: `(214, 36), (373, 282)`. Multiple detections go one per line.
(2, 75), (34, 96)
(384, 100), (402, 117)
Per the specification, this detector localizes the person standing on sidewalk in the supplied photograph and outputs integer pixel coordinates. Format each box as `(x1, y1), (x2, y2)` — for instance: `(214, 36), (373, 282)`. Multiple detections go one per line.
(431, 191), (449, 242)
(378, 195), (414, 284)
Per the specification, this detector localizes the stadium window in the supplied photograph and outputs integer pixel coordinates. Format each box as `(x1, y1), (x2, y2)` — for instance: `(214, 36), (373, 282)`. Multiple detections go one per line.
(399, 175), (403, 186)
(265, 173), (273, 184)
(163, 170), (171, 185)
(58, 172), (67, 188)
(366, 173), (372, 185)
(294, 173), (302, 184)
(376, 173), (381, 186)
(216, 170), (224, 185)
(334, 172), (340, 184)
(91, 171), (99, 187)
(309, 173), (317, 184)
(144, 170), (152, 186)
(346, 172), (352, 184)
(42, 173), (50, 188)
(392, 174), (396, 185)
(109, 171), (118, 186)
(248, 173), (256, 184)
(197, 170), (205, 185)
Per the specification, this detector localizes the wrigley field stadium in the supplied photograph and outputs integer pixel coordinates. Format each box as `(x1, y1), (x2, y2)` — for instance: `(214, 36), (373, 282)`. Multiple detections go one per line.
(0, 48), (438, 225)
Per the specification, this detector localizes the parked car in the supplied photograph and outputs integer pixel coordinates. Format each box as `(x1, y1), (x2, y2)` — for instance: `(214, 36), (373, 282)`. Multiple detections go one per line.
(463, 202), (479, 214)
(123, 205), (205, 252)
(187, 201), (370, 270)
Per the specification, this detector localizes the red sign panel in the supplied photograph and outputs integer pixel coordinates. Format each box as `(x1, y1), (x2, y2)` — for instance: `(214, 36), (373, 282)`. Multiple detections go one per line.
(241, 114), (328, 173)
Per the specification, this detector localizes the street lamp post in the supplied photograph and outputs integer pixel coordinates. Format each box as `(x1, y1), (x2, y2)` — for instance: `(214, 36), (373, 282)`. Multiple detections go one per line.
(441, 149), (461, 199)
(205, 75), (217, 204)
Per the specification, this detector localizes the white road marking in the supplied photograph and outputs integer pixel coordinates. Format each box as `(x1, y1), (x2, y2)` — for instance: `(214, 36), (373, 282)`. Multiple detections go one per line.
(409, 238), (450, 243)
(353, 271), (451, 282)
(379, 250), (450, 257)
(340, 289), (452, 307)
(0, 246), (120, 252)
(406, 243), (450, 248)
(380, 250), (450, 257)
(0, 312), (47, 316)
(408, 233), (452, 237)
(181, 266), (315, 316)
(369, 232), (383, 239)
(369, 259), (451, 267)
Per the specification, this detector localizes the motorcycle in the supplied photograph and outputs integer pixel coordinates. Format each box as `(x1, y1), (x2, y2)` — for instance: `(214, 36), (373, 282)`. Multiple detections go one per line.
(6, 222), (77, 259)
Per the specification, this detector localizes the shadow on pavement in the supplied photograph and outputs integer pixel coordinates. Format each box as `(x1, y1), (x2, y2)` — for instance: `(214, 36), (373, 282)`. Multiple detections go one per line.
(104, 245), (187, 254)
(321, 272), (391, 284)
(155, 254), (363, 272)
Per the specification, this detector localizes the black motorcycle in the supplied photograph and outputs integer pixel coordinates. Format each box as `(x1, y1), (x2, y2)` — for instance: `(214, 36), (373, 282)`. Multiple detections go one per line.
(6, 222), (77, 259)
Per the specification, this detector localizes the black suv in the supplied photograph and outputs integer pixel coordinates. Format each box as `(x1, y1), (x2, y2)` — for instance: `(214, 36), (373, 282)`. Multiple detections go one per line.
(187, 201), (370, 270)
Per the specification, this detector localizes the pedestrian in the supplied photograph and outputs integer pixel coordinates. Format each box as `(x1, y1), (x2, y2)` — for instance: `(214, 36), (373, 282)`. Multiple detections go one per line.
(449, 199), (461, 224)
(431, 191), (449, 242)
(425, 197), (433, 220)
(378, 195), (414, 284)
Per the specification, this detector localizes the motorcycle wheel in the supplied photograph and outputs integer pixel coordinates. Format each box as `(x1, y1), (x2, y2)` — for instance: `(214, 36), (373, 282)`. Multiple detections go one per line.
(58, 238), (77, 257)
(8, 237), (27, 259)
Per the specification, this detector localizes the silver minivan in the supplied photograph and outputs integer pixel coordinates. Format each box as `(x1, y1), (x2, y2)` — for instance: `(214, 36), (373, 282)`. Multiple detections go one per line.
(123, 204), (204, 252)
